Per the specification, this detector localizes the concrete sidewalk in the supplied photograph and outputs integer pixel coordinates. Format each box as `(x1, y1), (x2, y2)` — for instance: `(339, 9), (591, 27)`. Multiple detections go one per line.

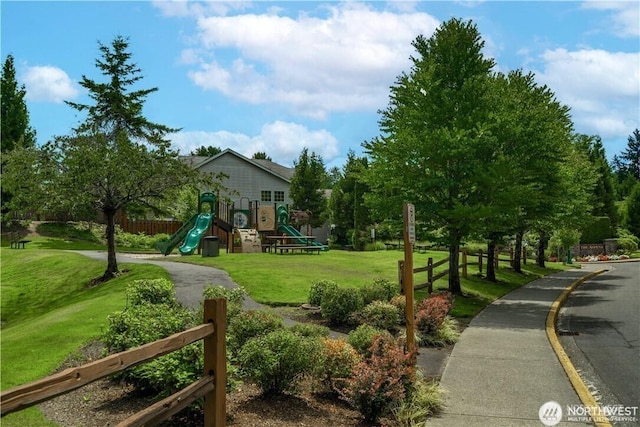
(427, 269), (597, 427)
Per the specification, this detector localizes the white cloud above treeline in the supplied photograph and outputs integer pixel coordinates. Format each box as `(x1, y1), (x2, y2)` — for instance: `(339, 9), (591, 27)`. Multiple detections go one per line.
(535, 48), (640, 139)
(170, 2), (440, 119)
(22, 65), (79, 103)
(169, 120), (339, 166)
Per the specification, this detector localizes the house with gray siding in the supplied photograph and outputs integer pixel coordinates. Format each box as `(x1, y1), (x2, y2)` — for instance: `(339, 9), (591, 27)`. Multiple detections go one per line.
(190, 149), (294, 208)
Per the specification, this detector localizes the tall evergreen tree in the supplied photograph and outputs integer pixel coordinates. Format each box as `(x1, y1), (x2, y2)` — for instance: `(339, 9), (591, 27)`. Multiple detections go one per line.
(1, 54), (37, 216)
(1, 54), (36, 152)
(329, 151), (370, 247)
(290, 148), (327, 228)
(364, 19), (496, 294)
(191, 145), (222, 157)
(625, 182), (640, 238)
(612, 129), (640, 199)
(44, 36), (202, 282)
(251, 151), (272, 161)
(574, 134), (617, 229)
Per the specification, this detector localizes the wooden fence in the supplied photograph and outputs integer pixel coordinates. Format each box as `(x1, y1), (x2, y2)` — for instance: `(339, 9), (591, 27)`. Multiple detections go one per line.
(119, 219), (184, 236)
(399, 247), (528, 293)
(1, 298), (227, 427)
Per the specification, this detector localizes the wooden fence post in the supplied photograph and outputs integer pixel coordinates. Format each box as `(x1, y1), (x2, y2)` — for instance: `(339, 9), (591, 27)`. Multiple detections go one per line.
(478, 249), (483, 275)
(427, 257), (433, 294)
(398, 260), (404, 294)
(494, 246), (499, 270)
(523, 246), (527, 265)
(204, 298), (227, 427)
(462, 249), (468, 279)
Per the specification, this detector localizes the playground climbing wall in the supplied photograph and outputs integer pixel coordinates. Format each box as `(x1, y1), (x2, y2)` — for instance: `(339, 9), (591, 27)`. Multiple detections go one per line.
(234, 229), (262, 253)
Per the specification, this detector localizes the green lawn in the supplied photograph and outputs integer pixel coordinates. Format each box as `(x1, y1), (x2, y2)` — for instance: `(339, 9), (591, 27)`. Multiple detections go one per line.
(169, 249), (569, 317)
(1, 248), (170, 427)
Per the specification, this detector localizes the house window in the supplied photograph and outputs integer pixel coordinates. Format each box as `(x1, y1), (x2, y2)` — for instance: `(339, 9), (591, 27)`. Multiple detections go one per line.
(261, 190), (272, 202)
(274, 191), (285, 202)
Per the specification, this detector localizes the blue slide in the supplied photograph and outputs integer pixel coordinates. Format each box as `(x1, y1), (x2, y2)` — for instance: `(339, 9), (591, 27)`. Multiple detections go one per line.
(156, 213), (213, 255)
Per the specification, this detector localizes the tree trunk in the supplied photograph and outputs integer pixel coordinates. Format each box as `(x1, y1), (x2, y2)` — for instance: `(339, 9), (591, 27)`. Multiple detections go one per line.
(513, 230), (523, 273)
(486, 239), (497, 282)
(537, 230), (547, 268)
(102, 208), (119, 280)
(448, 238), (462, 295)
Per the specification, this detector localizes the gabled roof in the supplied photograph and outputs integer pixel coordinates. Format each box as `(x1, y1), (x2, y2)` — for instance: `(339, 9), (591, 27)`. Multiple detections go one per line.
(192, 148), (294, 183)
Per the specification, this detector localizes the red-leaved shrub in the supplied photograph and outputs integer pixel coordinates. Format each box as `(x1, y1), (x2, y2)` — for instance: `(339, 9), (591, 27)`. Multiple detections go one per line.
(415, 292), (453, 336)
(340, 335), (416, 422)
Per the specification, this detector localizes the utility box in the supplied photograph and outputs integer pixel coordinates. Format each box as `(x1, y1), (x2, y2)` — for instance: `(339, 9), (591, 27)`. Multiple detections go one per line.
(202, 236), (220, 257)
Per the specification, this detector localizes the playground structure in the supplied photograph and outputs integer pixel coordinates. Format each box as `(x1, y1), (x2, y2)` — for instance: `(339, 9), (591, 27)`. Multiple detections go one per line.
(157, 193), (328, 255)
(156, 192), (217, 256)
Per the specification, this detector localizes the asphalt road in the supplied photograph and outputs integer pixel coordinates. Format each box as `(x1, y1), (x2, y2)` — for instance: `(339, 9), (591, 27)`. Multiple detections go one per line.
(559, 261), (640, 426)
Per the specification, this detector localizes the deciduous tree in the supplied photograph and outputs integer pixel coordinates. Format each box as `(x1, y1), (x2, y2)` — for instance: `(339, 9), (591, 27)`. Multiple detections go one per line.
(364, 19), (496, 294)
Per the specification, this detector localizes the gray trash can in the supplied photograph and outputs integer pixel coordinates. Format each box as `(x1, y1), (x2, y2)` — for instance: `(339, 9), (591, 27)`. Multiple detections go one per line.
(202, 235), (220, 257)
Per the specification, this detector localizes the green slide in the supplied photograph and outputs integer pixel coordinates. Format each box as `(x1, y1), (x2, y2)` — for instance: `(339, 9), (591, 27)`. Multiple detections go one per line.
(156, 213), (212, 256)
(278, 223), (328, 251)
(179, 213), (213, 255)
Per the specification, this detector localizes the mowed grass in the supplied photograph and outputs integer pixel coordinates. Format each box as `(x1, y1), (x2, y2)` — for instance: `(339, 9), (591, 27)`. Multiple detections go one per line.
(1, 248), (170, 427)
(170, 249), (570, 317)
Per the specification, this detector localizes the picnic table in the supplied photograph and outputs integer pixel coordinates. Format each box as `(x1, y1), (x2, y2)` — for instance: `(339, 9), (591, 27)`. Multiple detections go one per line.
(10, 239), (31, 249)
(264, 235), (322, 254)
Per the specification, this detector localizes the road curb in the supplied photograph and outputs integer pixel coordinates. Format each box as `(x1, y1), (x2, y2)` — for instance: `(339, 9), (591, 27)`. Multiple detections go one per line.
(545, 269), (612, 427)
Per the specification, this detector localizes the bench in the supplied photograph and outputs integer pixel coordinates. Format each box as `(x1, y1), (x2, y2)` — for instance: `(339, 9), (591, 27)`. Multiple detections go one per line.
(272, 244), (323, 254)
(10, 240), (31, 249)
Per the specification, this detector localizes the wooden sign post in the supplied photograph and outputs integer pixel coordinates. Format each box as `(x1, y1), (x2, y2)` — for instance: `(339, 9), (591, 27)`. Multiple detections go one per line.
(403, 203), (416, 353)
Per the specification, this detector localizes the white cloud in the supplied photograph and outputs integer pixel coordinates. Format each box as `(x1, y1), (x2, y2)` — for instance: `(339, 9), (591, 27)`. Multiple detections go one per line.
(178, 2), (439, 118)
(582, 1), (640, 37)
(169, 121), (339, 166)
(535, 48), (640, 138)
(22, 66), (79, 103)
(152, 0), (251, 18)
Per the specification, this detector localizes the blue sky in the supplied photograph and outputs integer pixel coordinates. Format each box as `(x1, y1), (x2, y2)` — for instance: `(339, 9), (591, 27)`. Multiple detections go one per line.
(2, 1), (639, 168)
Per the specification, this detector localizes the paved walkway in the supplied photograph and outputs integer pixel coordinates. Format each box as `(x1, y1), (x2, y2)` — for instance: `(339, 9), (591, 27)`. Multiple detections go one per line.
(75, 251), (264, 311)
(428, 268), (599, 426)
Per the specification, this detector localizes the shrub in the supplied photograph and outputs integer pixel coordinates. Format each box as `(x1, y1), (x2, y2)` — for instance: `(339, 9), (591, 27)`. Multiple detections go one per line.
(314, 338), (361, 393)
(347, 324), (392, 357)
(102, 301), (197, 394)
(419, 316), (460, 347)
(289, 323), (331, 338)
(390, 295), (407, 324)
(359, 278), (399, 305)
(393, 371), (443, 426)
(131, 342), (202, 395)
(321, 286), (364, 325)
(202, 285), (247, 322)
(364, 241), (386, 251)
(126, 278), (177, 307)
(308, 279), (339, 307)
(357, 301), (401, 332)
(238, 329), (322, 395)
(340, 335), (416, 422)
(103, 302), (194, 353)
(227, 310), (285, 355)
(415, 292), (453, 337)
(616, 228), (639, 253)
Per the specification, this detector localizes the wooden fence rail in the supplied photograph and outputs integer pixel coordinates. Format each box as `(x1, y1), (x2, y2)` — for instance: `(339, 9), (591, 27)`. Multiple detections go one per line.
(1, 298), (227, 427)
(399, 247), (531, 293)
